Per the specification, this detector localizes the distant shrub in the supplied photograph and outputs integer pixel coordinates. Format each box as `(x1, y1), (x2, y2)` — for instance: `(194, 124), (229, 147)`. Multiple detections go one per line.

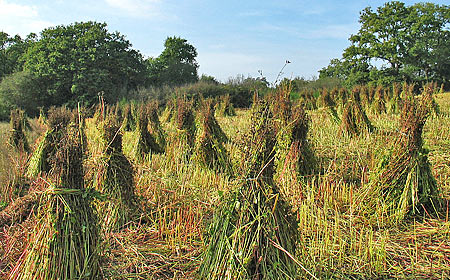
(128, 85), (175, 105)
(178, 80), (225, 99)
(0, 71), (46, 121)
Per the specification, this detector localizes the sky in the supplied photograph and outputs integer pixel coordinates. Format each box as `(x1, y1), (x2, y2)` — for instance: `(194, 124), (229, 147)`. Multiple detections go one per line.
(1, 0), (448, 83)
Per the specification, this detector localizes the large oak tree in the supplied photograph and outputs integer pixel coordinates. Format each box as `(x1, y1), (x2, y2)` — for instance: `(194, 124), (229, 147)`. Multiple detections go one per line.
(21, 21), (147, 107)
(320, 1), (450, 87)
(146, 36), (199, 86)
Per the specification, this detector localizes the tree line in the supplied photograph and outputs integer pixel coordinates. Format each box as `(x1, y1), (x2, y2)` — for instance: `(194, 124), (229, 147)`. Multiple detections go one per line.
(0, 1), (448, 120)
(0, 22), (199, 120)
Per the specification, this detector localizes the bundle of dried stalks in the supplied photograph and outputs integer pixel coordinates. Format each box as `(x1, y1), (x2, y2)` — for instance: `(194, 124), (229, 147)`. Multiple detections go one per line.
(272, 90), (316, 190)
(165, 97), (196, 164)
(359, 85), (370, 108)
(388, 83), (402, 114)
(94, 116), (138, 233)
(336, 88), (349, 113)
(161, 97), (175, 123)
(11, 117), (101, 280)
(134, 104), (162, 161)
(375, 89), (440, 223)
(146, 101), (166, 152)
(9, 109), (30, 153)
(200, 99), (298, 279)
(298, 88), (317, 110)
(423, 82), (440, 117)
(339, 87), (374, 136)
(317, 88), (339, 123)
(214, 94), (236, 117)
(193, 99), (230, 172)
(173, 96), (196, 149)
(371, 85), (387, 114)
(26, 107), (74, 177)
(122, 103), (136, 131)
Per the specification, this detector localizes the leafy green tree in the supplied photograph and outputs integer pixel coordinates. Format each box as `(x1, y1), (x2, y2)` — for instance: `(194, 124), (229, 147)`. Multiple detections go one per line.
(22, 21), (147, 107)
(321, 1), (450, 87)
(199, 74), (219, 85)
(0, 71), (46, 120)
(147, 36), (199, 86)
(0, 32), (35, 81)
(320, 59), (349, 82)
(404, 3), (450, 83)
(319, 57), (372, 87)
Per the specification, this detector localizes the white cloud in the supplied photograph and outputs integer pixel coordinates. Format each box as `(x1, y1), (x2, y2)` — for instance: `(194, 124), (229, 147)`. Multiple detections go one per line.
(0, 1), (37, 17)
(0, 0), (53, 36)
(104, 0), (161, 18)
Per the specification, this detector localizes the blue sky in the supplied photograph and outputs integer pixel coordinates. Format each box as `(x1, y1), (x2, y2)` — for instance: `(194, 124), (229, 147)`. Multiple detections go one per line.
(1, 0), (448, 83)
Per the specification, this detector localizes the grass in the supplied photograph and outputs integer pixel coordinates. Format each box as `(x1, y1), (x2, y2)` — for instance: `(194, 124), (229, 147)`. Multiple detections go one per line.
(0, 119), (45, 206)
(1, 92), (450, 279)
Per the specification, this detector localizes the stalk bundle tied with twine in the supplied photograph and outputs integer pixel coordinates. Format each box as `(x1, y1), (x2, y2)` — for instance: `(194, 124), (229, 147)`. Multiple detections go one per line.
(374, 89), (440, 223)
(11, 112), (101, 280)
(26, 107), (75, 177)
(193, 98), (231, 172)
(94, 116), (138, 233)
(199, 99), (299, 279)
(9, 108), (30, 153)
(271, 90), (315, 194)
(339, 86), (374, 136)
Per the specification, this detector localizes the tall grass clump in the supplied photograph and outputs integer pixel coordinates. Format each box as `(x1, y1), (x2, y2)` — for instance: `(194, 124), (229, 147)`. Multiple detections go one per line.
(166, 97), (196, 164)
(371, 85), (387, 114)
(10, 111), (101, 280)
(9, 109), (30, 153)
(193, 99), (230, 172)
(121, 103), (136, 132)
(317, 88), (339, 123)
(26, 107), (73, 177)
(373, 89), (440, 223)
(339, 86), (374, 136)
(215, 94), (236, 117)
(271, 89), (315, 195)
(133, 104), (162, 161)
(146, 101), (166, 152)
(93, 116), (138, 233)
(199, 99), (299, 279)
